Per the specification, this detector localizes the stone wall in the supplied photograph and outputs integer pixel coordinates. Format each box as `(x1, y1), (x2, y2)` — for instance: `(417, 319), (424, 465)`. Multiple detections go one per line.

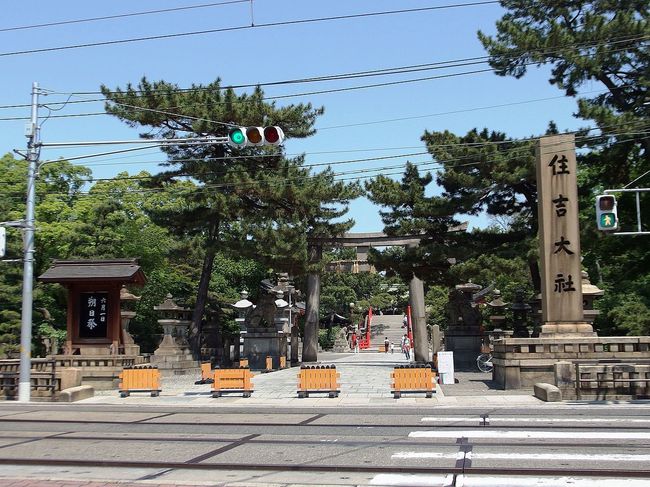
(492, 336), (650, 389)
(51, 354), (146, 390)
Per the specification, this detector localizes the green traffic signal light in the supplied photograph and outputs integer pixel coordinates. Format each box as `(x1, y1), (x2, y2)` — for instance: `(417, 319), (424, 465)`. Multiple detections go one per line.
(229, 128), (246, 146)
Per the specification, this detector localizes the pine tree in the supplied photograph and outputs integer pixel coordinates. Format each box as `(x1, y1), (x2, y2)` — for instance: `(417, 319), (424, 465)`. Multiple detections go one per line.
(101, 78), (360, 357)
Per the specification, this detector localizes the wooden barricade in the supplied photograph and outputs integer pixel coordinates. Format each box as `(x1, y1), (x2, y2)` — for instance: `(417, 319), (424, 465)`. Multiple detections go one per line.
(391, 364), (436, 399)
(266, 356), (273, 372)
(197, 362), (214, 384)
(119, 366), (161, 397)
(280, 356), (287, 369)
(212, 367), (254, 398)
(297, 365), (340, 398)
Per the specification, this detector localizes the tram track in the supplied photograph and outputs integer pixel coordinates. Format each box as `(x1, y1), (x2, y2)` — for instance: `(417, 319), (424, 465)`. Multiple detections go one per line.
(0, 456), (649, 479)
(1, 431), (650, 450)
(3, 415), (650, 431)
(2, 406), (650, 485)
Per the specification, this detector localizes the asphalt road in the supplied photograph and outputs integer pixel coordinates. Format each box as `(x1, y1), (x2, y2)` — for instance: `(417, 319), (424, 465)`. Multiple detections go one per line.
(1, 403), (650, 486)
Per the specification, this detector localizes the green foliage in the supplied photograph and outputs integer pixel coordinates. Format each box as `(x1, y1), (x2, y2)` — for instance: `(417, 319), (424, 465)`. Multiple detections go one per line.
(319, 285), (357, 317)
(0, 154), (93, 356)
(365, 162), (463, 283)
(37, 323), (67, 346)
(318, 326), (340, 350)
(101, 78), (361, 350)
(606, 295), (650, 336)
(425, 285), (450, 330)
(475, 0), (650, 335)
(450, 254), (532, 301)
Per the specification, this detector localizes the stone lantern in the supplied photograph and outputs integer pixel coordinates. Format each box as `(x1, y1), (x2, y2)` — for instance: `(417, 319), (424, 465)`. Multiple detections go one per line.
(510, 290), (532, 338)
(233, 290), (254, 331)
(487, 290), (508, 329)
(444, 281), (484, 370)
(274, 291), (289, 333)
(581, 271), (604, 325)
(120, 285), (141, 356)
(151, 294), (199, 375)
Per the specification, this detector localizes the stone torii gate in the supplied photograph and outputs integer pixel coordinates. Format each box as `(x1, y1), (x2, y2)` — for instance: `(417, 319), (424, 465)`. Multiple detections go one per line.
(303, 225), (467, 363)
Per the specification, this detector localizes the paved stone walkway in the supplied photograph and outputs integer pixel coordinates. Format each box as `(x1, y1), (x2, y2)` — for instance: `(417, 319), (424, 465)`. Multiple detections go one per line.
(84, 351), (539, 407)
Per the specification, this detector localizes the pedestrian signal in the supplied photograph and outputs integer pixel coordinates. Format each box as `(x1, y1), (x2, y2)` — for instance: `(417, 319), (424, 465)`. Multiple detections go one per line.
(595, 195), (618, 231)
(227, 126), (285, 148)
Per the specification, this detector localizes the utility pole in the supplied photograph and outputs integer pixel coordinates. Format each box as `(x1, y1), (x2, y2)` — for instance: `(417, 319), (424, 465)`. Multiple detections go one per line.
(18, 82), (40, 402)
(12, 82), (279, 399)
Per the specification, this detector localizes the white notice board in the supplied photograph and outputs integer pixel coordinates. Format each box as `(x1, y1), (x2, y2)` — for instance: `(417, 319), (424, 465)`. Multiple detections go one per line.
(437, 351), (455, 384)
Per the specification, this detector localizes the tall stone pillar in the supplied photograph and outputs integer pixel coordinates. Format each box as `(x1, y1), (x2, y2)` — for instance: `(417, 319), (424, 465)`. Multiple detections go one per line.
(409, 273), (429, 363)
(536, 134), (595, 337)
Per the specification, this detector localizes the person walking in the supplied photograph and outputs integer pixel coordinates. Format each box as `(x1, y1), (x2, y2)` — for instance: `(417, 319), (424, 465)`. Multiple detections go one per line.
(351, 333), (359, 354)
(390, 342), (395, 354)
(384, 336), (390, 353)
(401, 333), (411, 360)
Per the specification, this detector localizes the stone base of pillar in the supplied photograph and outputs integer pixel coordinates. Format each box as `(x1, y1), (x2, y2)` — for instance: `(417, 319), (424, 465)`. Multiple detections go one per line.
(444, 326), (482, 370)
(539, 321), (597, 338)
(151, 335), (200, 376)
(243, 327), (287, 370)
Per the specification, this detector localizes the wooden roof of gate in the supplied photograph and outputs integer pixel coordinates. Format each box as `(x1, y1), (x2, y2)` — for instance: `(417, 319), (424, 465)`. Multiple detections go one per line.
(38, 259), (146, 284)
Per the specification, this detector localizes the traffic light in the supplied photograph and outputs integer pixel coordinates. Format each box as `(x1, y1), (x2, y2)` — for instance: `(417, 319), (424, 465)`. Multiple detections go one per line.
(595, 194), (618, 231)
(227, 126), (285, 148)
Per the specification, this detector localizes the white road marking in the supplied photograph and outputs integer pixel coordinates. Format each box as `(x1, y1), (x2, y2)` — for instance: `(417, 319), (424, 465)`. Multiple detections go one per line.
(370, 474), (650, 487)
(409, 430), (650, 440)
(421, 416), (650, 423)
(461, 477), (650, 487)
(392, 451), (650, 461)
(369, 473), (450, 486)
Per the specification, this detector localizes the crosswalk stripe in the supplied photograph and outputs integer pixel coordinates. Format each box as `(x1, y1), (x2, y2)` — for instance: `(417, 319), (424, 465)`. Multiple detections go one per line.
(409, 430), (650, 439)
(369, 473), (451, 486)
(392, 451), (650, 461)
(421, 416), (650, 423)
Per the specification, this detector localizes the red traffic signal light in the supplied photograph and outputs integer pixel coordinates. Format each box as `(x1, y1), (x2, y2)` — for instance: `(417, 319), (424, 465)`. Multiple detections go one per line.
(263, 126), (284, 145)
(227, 126), (285, 148)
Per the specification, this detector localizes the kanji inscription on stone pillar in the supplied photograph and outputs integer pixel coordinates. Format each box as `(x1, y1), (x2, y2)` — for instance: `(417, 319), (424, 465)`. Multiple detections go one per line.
(536, 134), (594, 335)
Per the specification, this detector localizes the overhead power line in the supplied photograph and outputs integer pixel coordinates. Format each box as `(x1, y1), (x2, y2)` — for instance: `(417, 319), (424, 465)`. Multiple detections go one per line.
(44, 34), (650, 97)
(3, 132), (648, 202)
(0, 36), (643, 112)
(0, 126), (647, 194)
(0, 2), (501, 58)
(0, 44), (639, 124)
(0, 1), (248, 33)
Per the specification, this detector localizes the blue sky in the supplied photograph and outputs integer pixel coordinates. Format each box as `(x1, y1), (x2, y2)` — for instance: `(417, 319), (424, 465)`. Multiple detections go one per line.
(0, 1), (597, 232)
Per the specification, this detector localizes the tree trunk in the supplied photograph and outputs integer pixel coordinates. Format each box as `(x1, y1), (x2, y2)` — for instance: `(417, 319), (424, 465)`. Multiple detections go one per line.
(302, 244), (322, 363)
(528, 257), (541, 294)
(189, 227), (218, 358)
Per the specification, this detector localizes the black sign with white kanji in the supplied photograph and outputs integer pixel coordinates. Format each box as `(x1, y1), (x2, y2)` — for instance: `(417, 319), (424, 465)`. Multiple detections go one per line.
(79, 292), (108, 338)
